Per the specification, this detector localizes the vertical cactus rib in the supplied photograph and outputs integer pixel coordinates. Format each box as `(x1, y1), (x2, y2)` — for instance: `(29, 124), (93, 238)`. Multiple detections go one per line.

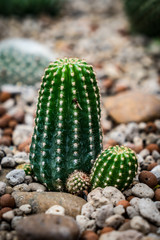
(30, 58), (102, 191)
(90, 146), (138, 191)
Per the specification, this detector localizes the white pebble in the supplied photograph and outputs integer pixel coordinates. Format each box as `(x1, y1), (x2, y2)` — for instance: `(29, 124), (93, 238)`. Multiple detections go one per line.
(45, 205), (65, 216)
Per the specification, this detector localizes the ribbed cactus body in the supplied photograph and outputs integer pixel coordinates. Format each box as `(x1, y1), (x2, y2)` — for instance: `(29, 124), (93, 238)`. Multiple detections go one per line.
(66, 170), (90, 196)
(123, 0), (160, 36)
(30, 58), (102, 191)
(91, 146), (138, 191)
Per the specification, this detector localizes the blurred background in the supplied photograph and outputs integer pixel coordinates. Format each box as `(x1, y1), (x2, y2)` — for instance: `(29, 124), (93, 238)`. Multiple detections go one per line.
(0, 0), (160, 149)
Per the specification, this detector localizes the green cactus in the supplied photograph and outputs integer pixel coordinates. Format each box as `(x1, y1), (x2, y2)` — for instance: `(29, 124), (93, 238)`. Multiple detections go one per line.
(0, 39), (53, 85)
(90, 146), (138, 191)
(0, 0), (64, 16)
(30, 58), (103, 191)
(123, 0), (160, 36)
(66, 170), (90, 196)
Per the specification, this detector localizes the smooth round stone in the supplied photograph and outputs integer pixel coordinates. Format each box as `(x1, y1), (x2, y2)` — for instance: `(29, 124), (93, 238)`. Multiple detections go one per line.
(1, 157), (16, 168)
(16, 214), (80, 240)
(45, 205), (65, 216)
(19, 204), (32, 214)
(0, 181), (6, 195)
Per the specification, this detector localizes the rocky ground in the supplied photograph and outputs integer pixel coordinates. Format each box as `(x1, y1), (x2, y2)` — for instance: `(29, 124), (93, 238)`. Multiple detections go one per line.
(0, 0), (160, 239)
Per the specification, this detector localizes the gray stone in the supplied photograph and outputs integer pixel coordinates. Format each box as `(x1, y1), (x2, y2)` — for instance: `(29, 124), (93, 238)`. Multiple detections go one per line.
(76, 215), (96, 233)
(132, 183), (154, 199)
(138, 198), (160, 226)
(114, 205), (125, 215)
(29, 182), (46, 192)
(0, 221), (11, 231)
(99, 230), (143, 240)
(16, 214), (79, 240)
(109, 131), (125, 144)
(0, 181), (6, 195)
(24, 176), (33, 184)
(139, 149), (150, 159)
(1, 156), (16, 168)
(19, 204), (32, 214)
(11, 216), (23, 229)
(130, 216), (150, 234)
(13, 152), (29, 164)
(13, 183), (30, 192)
(81, 202), (95, 218)
(127, 206), (139, 219)
(130, 197), (141, 212)
(6, 169), (25, 186)
(151, 165), (160, 181)
(45, 205), (65, 216)
(96, 204), (114, 228)
(12, 191), (86, 218)
(102, 186), (125, 206)
(152, 151), (160, 161)
(105, 214), (125, 229)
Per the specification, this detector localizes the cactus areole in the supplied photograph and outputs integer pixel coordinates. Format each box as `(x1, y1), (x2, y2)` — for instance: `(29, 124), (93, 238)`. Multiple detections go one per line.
(30, 58), (103, 191)
(91, 146), (138, 191)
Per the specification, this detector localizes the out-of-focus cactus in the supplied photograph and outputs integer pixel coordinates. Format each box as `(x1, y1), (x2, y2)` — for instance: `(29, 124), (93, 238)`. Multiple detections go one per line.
(123, 0), (160, 36)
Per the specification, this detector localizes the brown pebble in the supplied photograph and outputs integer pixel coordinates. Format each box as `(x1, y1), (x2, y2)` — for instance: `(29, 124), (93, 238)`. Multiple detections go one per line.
(24, 145), (30, 153)
(0, 136), (12, 146)
(139, 171), (158, 189)
(154, 189), (160, 201)
(0, 207), (12, 219)
(0, 114), (13, 128)
(80, 231), (98, 240)
(115, 85), (129, 94)
(116, 200), (130, 209)
(106, 139), (118, 146)
(0, 105), (6, 116)
(0, 194), (15, 208)
(8, 120), (17, 129)
(103, 78), (113, 90)
(146, 144), (160, 153)
(13, 110), (25, 123)
(147, 162), (158, 171)
(127, 196), (135, 202)
(145, 122), (157, 133)
(0, 92), (11, 103)
(133, 145), (143, 154)
(18, 137), (31, 152)
(99, 227), (114, 235)
(3, 128), (13, 136)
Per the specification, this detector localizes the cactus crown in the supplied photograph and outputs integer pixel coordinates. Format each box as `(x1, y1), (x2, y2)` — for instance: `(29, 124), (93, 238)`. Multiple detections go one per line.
(90, 145), (138, 191)
(66, 170), (90, 196)
(30, 58), (102, 191)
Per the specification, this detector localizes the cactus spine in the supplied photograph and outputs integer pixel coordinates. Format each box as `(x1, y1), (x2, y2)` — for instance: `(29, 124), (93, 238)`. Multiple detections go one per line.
(66, 170), (90, 196)
(90, 146), (138, 191)
(30, 58), (102, 191)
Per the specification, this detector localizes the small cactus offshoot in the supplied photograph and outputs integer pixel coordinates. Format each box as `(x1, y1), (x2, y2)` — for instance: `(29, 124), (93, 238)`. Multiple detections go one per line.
(30, 58), (102, 191)
(90, 145), (138, 191)
(16, 163), (33, 176)
(66, 170), (90, 195)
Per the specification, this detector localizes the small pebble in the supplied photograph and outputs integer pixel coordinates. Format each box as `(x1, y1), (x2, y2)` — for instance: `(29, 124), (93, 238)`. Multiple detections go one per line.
(80, 230), (98, 240)
(131, 183), (154, 199)
(1, 156), (16, 168)
(81, 202), (95, 219)
(146, 144), (160, 153)
(95, 204), (114, 228)
(11, 216), (23, 229)
(116, 200), (130, 209)
(19, 204), (32, 214)
(113, 205), (125, 215)
(0, 181), (6, 195)
(29, 182), (46, 192)
(147, 163), (158, 171)
(154, 189), (160, 201)
(0, 194), (15, 208)
(0, 207), (12, 219)
(76, 215), (96, 233)
(6, 169), (25, 186)
(139, 149), (150, 158)
(152, 150), (160, 160)
(151, 165), (160, 181)
(99, 227), (114, 236)
(0, 221), (11, 231)
(2, 210), (15, 221)
(13, 183), (30, 192)
(45, 205), (65, 216)
(130, 216), (150, 234)
(139, 171), (158, 188)
(105, 214), (125, 229)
